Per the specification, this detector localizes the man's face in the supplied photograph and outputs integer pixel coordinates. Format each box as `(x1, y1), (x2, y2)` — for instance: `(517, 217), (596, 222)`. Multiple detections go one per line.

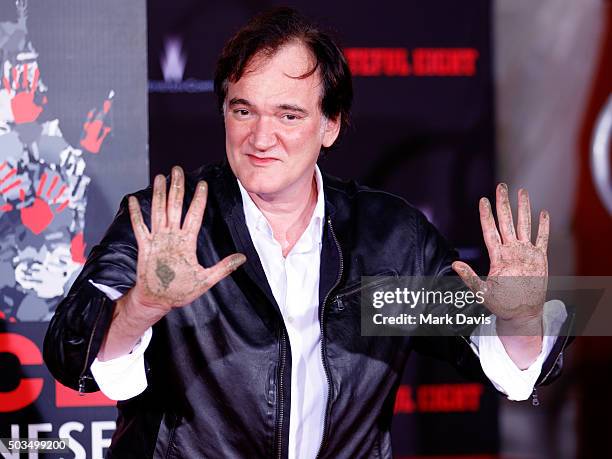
(224, 41), (340, 197)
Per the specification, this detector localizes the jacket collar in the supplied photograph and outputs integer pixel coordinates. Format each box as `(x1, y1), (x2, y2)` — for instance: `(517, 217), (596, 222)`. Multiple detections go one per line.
(212, 159), (339, 221)
(236, 164), (325, 255)
(210, 160), (343, 317)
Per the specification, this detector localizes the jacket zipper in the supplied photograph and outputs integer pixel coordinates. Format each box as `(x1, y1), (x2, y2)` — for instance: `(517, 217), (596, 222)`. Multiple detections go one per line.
(531, 388), (540, 406)
(530, 335), (565, 407)
(333, 275), (395, 302)
(531, 314), (575, 406)
(529, 313), (574, 406)
(78, 302), (105, 394)
(537, 312), (573, 386)
(276, 330), (287, 459)
(315, 216), (344, 458)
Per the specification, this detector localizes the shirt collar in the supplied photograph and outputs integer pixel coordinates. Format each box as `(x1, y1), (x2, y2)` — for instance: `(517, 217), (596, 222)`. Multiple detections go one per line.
(237, 165), (325, 253)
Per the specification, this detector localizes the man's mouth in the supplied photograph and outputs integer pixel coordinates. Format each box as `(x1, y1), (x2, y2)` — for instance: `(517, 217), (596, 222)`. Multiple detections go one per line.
(246, 154), (279, 166)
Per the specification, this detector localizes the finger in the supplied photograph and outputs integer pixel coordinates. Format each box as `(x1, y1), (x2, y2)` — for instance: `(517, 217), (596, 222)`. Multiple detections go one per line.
(151, 174), (167, 232)
(496, 183), (516, 243)
(516, 188), (532, 243)
(182, 181), (208, 236)
(21, 63), (28, 89)
(196, 253), (247, 294)
(452, 261), (486, 294)
(167, 166), (185, 230)
(103, 98), (112, 114)
(479, 197), (501, 262)
(46, 174), (59, 198)
(128, 196), (150, 246)
(535, 209), (550, 251)
(31, 67), (40, 93)
(53, 184), (67, 204)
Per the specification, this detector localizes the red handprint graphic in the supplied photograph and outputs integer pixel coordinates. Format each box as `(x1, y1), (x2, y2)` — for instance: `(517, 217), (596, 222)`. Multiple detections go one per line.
(2, 63), (47, 124)
(0, 2), (120, 322)
(0, 161), (23, 212)
(20, 170), (70, 235)
(70, 231), (87, 264)
(80, 91), (114, 153)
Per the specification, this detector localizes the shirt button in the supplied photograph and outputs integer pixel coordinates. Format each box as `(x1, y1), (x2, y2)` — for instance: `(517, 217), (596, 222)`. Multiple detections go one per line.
(287, 316), (294, 324)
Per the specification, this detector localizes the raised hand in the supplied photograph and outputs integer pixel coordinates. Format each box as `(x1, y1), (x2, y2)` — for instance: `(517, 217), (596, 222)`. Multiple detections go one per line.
(0, 161), (24, 212)
(2, 63), (47, 124)
(452, 183), (549, 334)
(80, 91), (113, 154)
(127, 166), (246, 313)
(20, 169), (71, 235)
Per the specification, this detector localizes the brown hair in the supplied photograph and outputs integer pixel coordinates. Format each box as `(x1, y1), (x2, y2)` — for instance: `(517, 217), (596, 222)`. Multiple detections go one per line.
(214, 7), (353, 148)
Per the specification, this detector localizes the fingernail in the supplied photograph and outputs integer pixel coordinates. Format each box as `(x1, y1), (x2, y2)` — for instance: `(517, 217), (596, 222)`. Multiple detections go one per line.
(542, 210), (549, 219)
(499, 183), (508, 194)
(198, 181), (207, 192)
(480, 197), (490, 208)
(228, 254), (247, 271)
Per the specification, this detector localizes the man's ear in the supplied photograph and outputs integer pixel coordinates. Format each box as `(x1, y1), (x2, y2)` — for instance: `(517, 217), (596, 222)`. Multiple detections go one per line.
(322, 115), (341, 148)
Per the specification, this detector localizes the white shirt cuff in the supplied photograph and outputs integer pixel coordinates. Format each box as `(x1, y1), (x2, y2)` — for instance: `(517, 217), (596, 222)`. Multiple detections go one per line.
(90, 327), (152, 401)
(469, 299), (568, 401)
(88, 279), (152, 401)
(89, 280), (123, 301)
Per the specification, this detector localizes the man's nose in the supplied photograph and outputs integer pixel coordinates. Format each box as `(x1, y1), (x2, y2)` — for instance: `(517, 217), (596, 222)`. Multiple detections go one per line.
(249, 116), (278, 151)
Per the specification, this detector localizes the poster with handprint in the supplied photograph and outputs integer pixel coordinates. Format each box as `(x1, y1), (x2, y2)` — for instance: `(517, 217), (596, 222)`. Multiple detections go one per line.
(1, 1), (147, 453)
(0, 0), (148, 324)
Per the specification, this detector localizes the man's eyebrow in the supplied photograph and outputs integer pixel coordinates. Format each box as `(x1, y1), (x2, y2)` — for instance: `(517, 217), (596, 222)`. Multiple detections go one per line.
(228, 99), (309, 115)
(276, 104), (309, 115)
(228, 98), (252, 107)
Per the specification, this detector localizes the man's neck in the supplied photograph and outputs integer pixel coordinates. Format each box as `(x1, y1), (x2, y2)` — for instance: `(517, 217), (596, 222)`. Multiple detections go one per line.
(247, 171), (318, 257)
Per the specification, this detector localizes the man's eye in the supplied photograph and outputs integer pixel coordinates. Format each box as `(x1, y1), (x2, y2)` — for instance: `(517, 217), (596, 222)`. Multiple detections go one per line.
(234, 109), (250, 116)
(282, 114), (299, 121)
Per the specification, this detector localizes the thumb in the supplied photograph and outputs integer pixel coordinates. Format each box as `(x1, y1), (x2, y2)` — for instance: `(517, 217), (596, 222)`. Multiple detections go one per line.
(195, 253), (247, 295)
(452, 261), (486, 294)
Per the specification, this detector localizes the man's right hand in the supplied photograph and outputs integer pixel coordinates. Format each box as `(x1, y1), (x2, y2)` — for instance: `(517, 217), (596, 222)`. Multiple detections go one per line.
(97, 166), (246, 361)
(128, 165), (246, 312)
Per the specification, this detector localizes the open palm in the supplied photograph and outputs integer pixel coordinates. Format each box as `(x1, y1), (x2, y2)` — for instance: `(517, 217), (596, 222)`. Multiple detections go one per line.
(128, 166), (246, 312)
(452, 183), (549, 323)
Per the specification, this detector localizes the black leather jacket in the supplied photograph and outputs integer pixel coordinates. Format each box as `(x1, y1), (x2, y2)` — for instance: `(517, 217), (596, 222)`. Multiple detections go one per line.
(44, 161), (571, 458)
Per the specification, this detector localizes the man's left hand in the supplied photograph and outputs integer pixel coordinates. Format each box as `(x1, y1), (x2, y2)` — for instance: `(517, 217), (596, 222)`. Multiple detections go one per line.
(452, 183), (549, 338)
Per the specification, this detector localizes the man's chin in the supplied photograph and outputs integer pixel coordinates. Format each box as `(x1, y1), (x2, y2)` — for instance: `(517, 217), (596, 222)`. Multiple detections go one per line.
(235, 165), (284, 194)
(240, 178), (284, 196)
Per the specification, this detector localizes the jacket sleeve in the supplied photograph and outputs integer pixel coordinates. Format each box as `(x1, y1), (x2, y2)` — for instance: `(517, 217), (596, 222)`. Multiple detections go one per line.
(43, 192), (150, 393)
(408, 211), (574, 391)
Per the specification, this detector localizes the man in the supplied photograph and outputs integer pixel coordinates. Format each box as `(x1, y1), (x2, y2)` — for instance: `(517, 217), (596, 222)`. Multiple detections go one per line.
(44, 7), (570, 459)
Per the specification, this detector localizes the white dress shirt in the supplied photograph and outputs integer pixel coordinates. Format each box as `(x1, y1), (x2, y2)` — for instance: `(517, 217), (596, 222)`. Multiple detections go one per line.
(236, 166), (327, 459)
(91, 165), (567, 458)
